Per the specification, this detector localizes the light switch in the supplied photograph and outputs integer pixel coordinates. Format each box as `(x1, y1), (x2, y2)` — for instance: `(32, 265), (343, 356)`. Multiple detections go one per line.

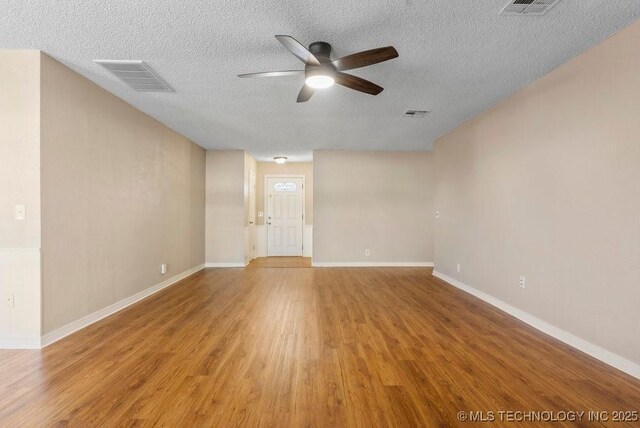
(15, 205), (26, 220)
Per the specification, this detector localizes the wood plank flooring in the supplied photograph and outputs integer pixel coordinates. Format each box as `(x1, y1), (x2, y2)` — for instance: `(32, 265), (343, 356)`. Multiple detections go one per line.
(1, 266), (639, 426)
(247, 257), (312, 268)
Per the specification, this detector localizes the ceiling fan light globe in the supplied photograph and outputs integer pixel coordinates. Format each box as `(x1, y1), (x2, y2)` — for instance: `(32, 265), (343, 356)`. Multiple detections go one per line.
(305, 75), (334, 89)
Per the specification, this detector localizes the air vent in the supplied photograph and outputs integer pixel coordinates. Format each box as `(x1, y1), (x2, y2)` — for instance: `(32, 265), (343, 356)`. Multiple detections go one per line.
(500, 0), (561, 16)
(94, 60), (174, 92)
(403, 110), (430, 118)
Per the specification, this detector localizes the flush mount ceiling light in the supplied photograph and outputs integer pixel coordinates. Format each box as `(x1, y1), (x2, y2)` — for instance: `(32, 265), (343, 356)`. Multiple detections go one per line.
(238, 36), (398, 103)
(305, 75), (334, 89)
(274, 156), (288, 164)
(305, 67), (334, 89)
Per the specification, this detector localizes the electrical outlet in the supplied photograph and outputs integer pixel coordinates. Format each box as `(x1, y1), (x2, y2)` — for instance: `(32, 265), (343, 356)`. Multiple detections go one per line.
(456, 263), (461, 273)
(161, 264), (167, 275)
(519, 276), (526, 289)
(365, 249), (371, 257)
(6, 293), (14, 308)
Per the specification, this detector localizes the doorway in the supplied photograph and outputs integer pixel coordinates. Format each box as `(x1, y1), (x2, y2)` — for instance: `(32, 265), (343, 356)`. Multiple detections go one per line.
(265, 175), (304, 256)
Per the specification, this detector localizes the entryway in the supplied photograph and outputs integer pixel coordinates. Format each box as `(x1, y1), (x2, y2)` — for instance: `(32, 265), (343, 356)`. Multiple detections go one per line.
(266, 175), (304, 256)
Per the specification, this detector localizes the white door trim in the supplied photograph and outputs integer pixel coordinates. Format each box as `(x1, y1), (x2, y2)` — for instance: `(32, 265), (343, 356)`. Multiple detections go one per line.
(264, 174), (305, 256)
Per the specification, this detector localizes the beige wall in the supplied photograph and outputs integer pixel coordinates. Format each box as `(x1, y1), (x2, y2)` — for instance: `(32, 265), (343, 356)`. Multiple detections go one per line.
(244, 152), (257, 227)
(434, 21), (640, 365)
(314, 151), (433, 263)
(0, 50), (42, 344)
(244, 152), (257, 262)
(0, 50), (41, 249)
(255, 162), (313, 226)
(205, 150), (245, 264)
(40, 54), (206, 334)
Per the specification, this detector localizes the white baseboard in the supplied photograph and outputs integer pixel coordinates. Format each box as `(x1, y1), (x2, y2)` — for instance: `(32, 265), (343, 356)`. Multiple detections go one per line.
(312, 261), (434, 267)
(432, 270), (640, 380)
(205, 262), (247, 268)
(0, 336), (41, 349)
(40, 264), (205, 348)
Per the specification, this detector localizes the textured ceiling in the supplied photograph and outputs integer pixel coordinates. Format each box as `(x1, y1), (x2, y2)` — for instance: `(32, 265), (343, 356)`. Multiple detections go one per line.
(3, 1), (639, 161)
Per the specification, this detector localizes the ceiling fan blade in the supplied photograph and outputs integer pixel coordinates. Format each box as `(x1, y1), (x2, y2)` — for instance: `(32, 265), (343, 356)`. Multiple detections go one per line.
(238, 70), (304, 78)
(333, 72), (383, 95)
(297, 85), (314, 103)
(275, 35), (321, 66)
(332, 46), (398, 71)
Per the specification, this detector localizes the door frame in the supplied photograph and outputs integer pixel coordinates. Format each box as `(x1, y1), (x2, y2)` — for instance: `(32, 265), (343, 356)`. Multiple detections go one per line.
(264, 174), (306, 256)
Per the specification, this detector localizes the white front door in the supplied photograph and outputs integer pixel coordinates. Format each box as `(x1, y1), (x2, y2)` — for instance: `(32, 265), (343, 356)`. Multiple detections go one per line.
(266, 177), (303, 256)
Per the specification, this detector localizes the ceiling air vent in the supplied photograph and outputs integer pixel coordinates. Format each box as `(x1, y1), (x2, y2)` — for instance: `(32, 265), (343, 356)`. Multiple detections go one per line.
(500, 0), (561, 16)
(403, 110), (430, 118)
(94, 60), (174, 92)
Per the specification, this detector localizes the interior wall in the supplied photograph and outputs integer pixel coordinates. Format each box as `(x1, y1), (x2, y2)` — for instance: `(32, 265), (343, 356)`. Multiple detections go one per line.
(314, 151), (434, 264)
(244, 152), (257, 262)
(255, 162), (313, 226)
(205, 150), (245, 264)
(0, 50), (42, 345)
(0, 50), (41, 249)
(40, 53), (206, 334)
(244, 153), (257, 227)
(434, 21), (640, 365)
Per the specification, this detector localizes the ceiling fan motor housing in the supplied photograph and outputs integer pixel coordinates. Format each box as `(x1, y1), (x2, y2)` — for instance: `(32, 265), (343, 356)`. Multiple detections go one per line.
(307, 42), (336, 81)
(309, 42), (332, 62)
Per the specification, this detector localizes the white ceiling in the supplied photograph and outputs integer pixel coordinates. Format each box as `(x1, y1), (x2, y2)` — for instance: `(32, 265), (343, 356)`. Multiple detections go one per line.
(3, 1), (639, 161)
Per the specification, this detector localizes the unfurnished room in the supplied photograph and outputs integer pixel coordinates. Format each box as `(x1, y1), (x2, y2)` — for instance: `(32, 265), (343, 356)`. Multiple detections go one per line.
(1, 1), (640, 426)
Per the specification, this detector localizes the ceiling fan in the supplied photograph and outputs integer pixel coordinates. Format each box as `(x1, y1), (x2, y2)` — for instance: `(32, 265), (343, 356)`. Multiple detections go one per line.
(238, 35), (399, 103)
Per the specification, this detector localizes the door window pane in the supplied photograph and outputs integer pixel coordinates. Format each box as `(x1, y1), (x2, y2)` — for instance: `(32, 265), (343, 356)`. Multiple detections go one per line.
(274, 182), (296, 192)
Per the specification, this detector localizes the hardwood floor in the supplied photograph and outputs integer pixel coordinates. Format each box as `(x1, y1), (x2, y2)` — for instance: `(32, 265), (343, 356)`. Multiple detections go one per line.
(1, 266), (639, 426)
(247, 257), (312, 268)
